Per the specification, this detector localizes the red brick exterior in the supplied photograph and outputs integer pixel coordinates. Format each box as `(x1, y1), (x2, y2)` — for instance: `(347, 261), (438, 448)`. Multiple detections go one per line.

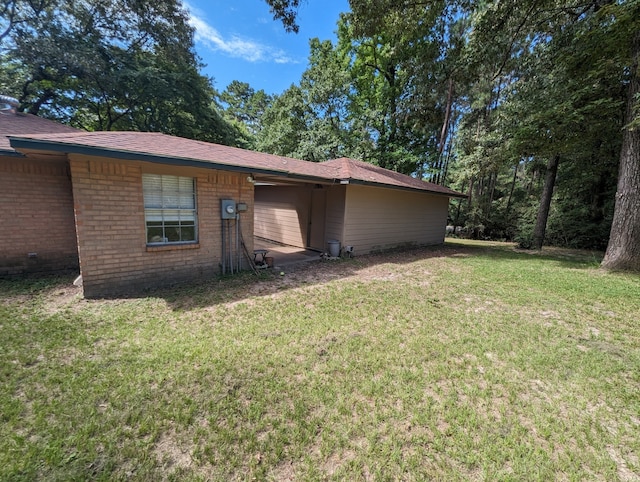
(68, 155), (254, 297)
(0, 155), (79, 275)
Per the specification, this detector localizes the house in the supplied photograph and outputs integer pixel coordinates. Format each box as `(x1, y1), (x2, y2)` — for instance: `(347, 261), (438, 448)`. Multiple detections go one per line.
(0, 102), (82, 275)
(254, 157), (464, 254)
(2, 107), (465, 298)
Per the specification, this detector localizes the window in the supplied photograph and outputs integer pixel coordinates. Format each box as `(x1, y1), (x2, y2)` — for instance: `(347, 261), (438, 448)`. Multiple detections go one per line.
(142, 174), (197, 244)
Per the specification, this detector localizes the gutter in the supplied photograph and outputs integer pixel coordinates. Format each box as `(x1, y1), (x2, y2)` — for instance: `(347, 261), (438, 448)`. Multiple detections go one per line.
(0, 148), (24, 157)
(346, 178), (468, 199)
(8, 136), (468, 199)
(283, 172), (343, 184)
(8, 136), (290, 178)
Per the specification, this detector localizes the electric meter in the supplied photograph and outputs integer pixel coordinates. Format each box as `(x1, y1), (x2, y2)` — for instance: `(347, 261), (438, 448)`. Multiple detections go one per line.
(221, 199), (236, 219)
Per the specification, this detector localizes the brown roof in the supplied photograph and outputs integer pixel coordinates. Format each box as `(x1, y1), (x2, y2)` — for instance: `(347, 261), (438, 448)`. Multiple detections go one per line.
(321, 157), (464, 197)
(0, 111), (80, 152)
(9, 131), (338, 180)
(9, 130), (466, 197)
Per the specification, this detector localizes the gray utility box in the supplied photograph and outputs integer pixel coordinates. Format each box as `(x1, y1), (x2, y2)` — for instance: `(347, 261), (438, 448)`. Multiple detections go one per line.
(221, 199), (236, 219)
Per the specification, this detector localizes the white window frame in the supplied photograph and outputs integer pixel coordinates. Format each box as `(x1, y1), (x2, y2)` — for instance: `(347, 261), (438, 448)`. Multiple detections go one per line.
(142, 173), (198, 245)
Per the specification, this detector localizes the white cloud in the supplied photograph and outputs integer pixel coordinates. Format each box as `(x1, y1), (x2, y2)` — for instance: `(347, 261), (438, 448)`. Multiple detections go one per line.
(273, 53), (296, 65)
(185, 6), (298, 65)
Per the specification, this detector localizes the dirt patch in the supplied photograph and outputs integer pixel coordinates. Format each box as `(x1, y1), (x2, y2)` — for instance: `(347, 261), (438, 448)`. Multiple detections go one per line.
(153, 429), (194, 471)
(225, 246), (451, 304)
(268, 459), (297, 481)
(322, 449), (357, 477)
(606, 445), (639, 482)
(41, 284), (83, 313)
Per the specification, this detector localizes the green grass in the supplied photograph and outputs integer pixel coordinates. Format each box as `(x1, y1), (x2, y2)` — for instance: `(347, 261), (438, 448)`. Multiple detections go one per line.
(1, 240), (639, 481)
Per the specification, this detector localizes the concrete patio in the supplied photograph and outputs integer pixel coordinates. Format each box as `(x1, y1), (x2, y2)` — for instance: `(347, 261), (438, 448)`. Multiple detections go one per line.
(253, 238), (321, 268)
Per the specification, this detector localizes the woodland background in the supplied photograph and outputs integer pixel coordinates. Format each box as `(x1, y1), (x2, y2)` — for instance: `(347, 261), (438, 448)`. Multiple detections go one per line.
(2, 0), (639, 265)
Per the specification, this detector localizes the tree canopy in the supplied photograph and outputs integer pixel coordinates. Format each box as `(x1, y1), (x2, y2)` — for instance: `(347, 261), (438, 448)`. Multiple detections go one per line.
(2, 0), (639, 268)
(0, 0), (241, 144)
(263, 0), (640, 270)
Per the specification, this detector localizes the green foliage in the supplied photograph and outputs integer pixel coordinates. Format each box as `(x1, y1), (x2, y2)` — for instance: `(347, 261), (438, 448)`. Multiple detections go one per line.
(255, 85), (309, 157)
(297, 38), (354, 161)
(257, 9), (461, 175)
(0, 0), (242, 145)
(256, 37), (359, 162)
(513, 198), (539, 249)
(262, 0), (301, 33)
(218, 81), (272, 141)
(442, 0), (631, 251)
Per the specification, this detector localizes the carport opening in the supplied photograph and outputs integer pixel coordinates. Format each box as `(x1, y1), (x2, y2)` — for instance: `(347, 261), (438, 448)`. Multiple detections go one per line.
(253, 183), (327, 252)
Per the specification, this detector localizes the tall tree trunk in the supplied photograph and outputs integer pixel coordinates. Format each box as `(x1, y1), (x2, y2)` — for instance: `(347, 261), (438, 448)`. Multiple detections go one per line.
(467, 178), (474, 210)
(506, 161), (519, 214)
(453, 180), (466, 232)
(532, 154), (560, 249)
(487, 171), (497, 213)
(439, 77), (454, 154)
(434, 77), (455, 184)
(441, 136), (454, 186)
(602, 32), (640, 271)
(527, 168), (536, 194)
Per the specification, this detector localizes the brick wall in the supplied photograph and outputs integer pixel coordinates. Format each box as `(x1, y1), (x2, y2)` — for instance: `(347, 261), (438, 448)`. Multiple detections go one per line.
(0, 155), (79, 275)
(69, 155), (254, 297)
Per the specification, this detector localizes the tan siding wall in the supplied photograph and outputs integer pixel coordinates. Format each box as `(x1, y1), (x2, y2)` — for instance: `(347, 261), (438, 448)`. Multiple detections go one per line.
(254, 186), (310, 248)
(0, 156), (78, 274)
(324, 185), (346, 250)
(343, 184), (449, 254)
(69, 156), (253, 297)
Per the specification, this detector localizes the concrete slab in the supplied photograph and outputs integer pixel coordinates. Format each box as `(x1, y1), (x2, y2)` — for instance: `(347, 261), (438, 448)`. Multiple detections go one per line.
(253, 238), (320, 268)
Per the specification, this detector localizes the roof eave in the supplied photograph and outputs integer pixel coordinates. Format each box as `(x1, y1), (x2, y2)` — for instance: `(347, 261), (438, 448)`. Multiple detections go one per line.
(0, 148), (23, 157)
(8, 137), (290, 178)
(7, 137), (467, 198)
(284, 172), (341, 184)
(346, 178), (467, 198)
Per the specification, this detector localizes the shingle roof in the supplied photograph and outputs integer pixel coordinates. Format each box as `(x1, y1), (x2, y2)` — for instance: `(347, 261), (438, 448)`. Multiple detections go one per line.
(9, 130), (466, 198)
(9, 131), (338, 180)
(0, 112), (80, 152)
(321, 157), (464, 197)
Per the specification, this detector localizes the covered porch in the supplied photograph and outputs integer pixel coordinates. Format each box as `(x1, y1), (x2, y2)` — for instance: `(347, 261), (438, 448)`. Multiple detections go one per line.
(253, 237), (321, 268)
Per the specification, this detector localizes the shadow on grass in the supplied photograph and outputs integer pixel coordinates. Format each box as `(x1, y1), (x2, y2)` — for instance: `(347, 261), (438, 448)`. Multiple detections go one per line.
(0, 269), (80, 297)
(135, 243), (468, 311)
(445, 239), (604, 268)
(0, 241), (606, 312)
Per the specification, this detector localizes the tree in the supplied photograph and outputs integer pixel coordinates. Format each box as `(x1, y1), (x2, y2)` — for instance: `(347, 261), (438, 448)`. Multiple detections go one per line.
(256, 85), (309, 157)
(267, 0), (637, 262)
(602, 28), (640, 270)
(263, 0), (302, 33)
(345, 2), (457, 175)
(296, 37), (353, 161)
(266, 2), (461, 175)
(219, 81), (272, 137)
(0, 0), (241, 145)
(1, 0), (53, 43)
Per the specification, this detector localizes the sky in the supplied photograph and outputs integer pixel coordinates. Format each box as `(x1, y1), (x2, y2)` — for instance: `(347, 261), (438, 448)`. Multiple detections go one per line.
(184, 0), (351, 96)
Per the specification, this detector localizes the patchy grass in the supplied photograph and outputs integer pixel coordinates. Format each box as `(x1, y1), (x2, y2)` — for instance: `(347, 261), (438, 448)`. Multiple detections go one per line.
(1, 240), (639, 481)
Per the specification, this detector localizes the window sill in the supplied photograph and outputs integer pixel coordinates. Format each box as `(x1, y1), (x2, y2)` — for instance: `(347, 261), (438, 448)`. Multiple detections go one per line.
(146, 243), (200, 252)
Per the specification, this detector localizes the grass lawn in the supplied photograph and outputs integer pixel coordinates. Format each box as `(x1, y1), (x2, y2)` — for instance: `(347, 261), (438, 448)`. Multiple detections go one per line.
(1, 239), (639, 481)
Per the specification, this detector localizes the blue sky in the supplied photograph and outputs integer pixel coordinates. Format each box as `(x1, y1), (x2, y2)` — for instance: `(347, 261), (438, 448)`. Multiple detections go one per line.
(184, 1), (350, 96)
